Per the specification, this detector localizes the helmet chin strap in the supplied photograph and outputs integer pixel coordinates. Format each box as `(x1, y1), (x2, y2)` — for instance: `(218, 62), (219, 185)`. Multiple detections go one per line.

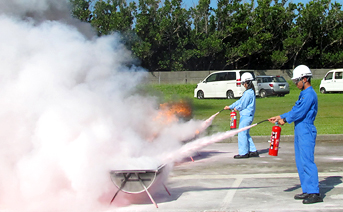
(301, 78), (307, 90)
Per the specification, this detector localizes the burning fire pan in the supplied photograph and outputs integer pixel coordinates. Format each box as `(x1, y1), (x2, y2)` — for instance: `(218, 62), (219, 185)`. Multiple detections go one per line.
(109, 164), (170, 208)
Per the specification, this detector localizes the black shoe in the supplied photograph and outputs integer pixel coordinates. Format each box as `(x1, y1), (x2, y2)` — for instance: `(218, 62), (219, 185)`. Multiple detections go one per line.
(302, 193), (323, 204)
(234, 153), (249, 159)
(294, 193), (309, 200)
(249, 151), (259, 157)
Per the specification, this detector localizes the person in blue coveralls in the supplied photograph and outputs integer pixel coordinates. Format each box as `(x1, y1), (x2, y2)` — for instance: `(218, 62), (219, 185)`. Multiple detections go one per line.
(223, 72), (259, 159)
(268, 65), (323, 204)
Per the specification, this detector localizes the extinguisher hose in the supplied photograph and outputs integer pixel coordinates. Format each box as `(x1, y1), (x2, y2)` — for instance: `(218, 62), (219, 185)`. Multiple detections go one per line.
(255, 119), (269, 125)
(217, 109), (268, 125)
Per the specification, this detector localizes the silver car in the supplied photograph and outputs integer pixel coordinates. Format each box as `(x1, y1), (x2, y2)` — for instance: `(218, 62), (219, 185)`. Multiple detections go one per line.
(256, 75), (290, 98)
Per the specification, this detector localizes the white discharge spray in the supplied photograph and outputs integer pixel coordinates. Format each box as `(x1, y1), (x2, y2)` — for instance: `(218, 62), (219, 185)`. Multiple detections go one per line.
(162, 123), (257, 163)
(198, 112), (220, 133)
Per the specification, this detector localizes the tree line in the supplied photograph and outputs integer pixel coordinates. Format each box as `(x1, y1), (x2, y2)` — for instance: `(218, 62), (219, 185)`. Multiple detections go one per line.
(69, 0), (343, 72)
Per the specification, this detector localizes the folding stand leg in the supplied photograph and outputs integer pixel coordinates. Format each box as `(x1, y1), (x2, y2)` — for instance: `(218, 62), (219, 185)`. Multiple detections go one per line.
(110, 173), (131, 204)
(163, 183), (171, 196)
(190, 151), (201, 162)
(136, 173), (158, 208)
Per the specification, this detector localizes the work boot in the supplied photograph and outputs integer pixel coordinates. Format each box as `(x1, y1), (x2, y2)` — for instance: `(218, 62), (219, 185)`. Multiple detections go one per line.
(302, 193), (323, 204)
(233, 153), (249, 159)
(249, 151), (259, 157)
(294, 193), (309, 200)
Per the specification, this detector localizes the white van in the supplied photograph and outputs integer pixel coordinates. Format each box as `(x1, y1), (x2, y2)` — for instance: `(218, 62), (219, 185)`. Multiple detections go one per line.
(319, 69), (343, 93)
(194, 70), (258, 99)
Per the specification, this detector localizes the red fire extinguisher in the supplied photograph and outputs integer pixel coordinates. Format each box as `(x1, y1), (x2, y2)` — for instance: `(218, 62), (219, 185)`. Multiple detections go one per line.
(230, 110), (237, 129)
(269, 121), (281, 156)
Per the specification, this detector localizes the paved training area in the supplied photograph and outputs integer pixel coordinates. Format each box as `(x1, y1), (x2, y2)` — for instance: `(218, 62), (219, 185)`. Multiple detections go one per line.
(113, 138), (343, 212)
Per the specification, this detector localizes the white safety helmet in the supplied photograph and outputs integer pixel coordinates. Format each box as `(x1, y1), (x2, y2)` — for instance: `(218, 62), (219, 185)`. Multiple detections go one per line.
(241, 72), (254, 83)
(292, 65), (312, 80)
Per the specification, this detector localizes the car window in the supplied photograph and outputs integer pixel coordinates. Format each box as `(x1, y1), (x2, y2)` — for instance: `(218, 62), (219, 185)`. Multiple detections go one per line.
(226, 72), (236, 80)
(335, 71), (342, 79)
(206, 73), (217, 82)
(325, 72), (333, 80)
(273, 76), (286, 82)
(217, 72), (227, 81)
(263, 77), (272, 83)
(257, 78), (262, 83)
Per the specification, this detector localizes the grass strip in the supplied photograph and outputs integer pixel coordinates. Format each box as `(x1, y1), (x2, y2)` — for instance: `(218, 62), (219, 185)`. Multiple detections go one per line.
(142, 79), (343, 136)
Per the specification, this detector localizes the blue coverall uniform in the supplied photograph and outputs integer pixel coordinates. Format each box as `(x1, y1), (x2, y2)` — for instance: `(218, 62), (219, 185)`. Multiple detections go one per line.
(280, 86), (319, 194)
(229, 88), (256, 155)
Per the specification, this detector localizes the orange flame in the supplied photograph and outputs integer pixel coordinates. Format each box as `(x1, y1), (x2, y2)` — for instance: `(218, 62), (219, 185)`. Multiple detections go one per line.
(154, 100), (193, 125)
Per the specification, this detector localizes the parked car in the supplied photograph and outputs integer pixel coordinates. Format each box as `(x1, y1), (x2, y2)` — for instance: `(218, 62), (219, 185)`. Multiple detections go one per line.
(319, 69), (343, 94)
(194, 70), (258, 99)
(256, 75), (290, 98)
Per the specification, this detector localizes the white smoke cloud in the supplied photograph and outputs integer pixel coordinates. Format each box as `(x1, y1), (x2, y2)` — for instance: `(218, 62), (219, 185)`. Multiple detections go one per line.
(0, 15), (145, 211)
(0, 0), (95, 37)
(0, 1), (211, 211)
(0, 0), (66, 15)
(0, 0), (75, 22)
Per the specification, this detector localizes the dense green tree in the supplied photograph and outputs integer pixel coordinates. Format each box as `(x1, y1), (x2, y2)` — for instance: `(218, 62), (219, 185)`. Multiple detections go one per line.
(188, 0), (221, 70)
(280, 0), (343, 68)
(157, 0), (192, 71)
(316, 1), (343, 67)
(68, 0), (343, 71)
(91, 0), (136, 35)
(248, 0), (296, 69)
(70, 0), (93, 22)
(132, 0), (161, 71)
(280, 0), (328, 68)
(212, 0), (297, 69)
(214, 0), (253, 69)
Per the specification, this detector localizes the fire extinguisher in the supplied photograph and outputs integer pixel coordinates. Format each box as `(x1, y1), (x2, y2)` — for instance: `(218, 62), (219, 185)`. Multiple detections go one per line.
(269, 121), (282, 156)
(230, 110), (237, 129)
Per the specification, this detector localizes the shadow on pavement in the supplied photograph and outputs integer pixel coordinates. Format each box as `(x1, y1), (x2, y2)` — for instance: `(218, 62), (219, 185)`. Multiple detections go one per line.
(257, 148), (269, 154)
(153, 185), (270, 204)
(283, 175), (342, 199)
(177, 150), (229, 163)
(319, 176), (342, 198)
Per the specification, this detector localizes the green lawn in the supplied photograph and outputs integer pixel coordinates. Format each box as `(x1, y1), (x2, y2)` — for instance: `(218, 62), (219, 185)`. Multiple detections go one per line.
(143, 79), (343, 136)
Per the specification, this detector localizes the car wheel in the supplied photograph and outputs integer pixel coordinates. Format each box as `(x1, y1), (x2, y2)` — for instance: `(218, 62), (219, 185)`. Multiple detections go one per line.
(227, 90), (234, 99)
(197, 90), (204, 99)
(320, 87), (326, 94)
(259, 89), (267, 98)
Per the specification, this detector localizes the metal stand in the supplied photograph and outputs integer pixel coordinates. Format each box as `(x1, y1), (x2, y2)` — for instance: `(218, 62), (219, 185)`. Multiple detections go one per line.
(109, 168), (170, 208)
(110, 173), (130, 204)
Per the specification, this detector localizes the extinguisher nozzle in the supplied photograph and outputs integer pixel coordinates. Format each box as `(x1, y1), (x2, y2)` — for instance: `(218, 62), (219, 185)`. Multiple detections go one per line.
(255, 119), (269, 125)
(218, 109), (225, 113)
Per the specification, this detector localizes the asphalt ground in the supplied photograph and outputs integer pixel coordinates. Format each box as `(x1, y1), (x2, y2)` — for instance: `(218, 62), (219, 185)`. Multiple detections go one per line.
(112, 135), (343, 212)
